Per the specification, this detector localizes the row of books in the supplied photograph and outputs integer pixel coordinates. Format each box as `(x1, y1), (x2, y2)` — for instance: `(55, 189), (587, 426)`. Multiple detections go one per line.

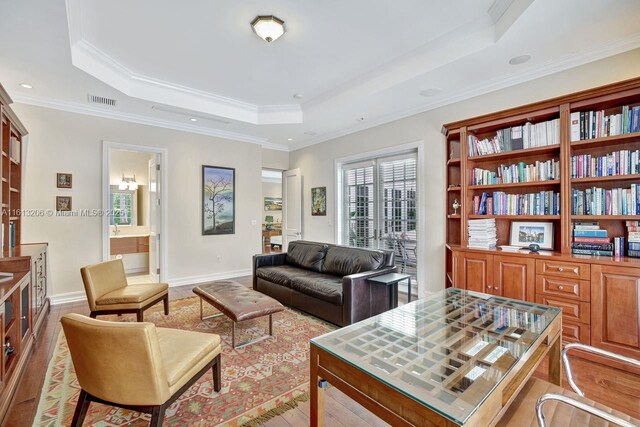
(570, 185), (639, 215)
(470, 159), (560, 186)
(467, 218), (497, 249)
(467, 119), (560, 157)
(570, 106), (640, 141)
(472, 191), (560, 216)
(8, 137), (20, 163)
(571, 149), (640, 178)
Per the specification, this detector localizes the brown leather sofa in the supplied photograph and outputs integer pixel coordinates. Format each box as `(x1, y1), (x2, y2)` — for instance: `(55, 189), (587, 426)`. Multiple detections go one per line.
(253, 241), (396, 326)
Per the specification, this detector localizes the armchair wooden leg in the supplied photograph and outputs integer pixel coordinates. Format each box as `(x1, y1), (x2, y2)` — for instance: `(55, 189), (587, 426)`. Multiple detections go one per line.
(163, 295), (169, 315)
(213, 354), (221, 392)
(149, 404), (166, 427)
(71, 389), (91, 427)
(136, 310), (144, 322)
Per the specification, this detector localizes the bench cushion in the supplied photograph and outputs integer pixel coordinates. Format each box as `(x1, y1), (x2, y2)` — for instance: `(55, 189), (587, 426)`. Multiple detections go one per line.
(193, 280), (284, 322)
(290, 273), (343, 305)
(96, 283), (168, 306)
(285, 241), (328, 272)
(323, 246), (386, 277)
(255, 265), (309, 288)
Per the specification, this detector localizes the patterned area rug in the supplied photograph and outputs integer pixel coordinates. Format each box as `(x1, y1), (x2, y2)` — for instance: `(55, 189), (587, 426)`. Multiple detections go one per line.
(33, 296), (335, 426)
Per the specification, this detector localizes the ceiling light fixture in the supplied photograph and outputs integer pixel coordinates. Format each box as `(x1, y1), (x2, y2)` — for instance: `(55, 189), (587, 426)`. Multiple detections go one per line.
(251, 15), (286, 43)
(419, 88), (442, 97)
(189, 118), (198, 122)
(287, 138), (293, 141)
(509, 54), (532, 65)
(293, 93), (303, 100)
(119, 174), (138, 191)
(20, 83), (33, 89)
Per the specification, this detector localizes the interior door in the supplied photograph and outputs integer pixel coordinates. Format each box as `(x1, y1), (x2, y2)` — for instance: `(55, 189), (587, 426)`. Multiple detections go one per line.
(148, 156), (160, 282)
(283, 168), (302, 250)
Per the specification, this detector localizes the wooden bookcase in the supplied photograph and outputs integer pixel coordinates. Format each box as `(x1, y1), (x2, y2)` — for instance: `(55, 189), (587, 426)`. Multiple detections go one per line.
(0, 84), (50, 423)
(442, 77), (640, 357)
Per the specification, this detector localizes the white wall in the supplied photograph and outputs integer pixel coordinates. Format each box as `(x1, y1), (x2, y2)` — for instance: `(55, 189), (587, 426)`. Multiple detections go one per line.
(262, 181), (283, 223)
(109, 149), (154, 186)
(289, 49), (640, 295)
(16, 104), (265, 297)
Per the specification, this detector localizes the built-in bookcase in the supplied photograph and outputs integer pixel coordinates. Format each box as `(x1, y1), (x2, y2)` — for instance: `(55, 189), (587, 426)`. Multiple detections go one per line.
(0, 109), (21, 251)
(443, 77), (640, 287)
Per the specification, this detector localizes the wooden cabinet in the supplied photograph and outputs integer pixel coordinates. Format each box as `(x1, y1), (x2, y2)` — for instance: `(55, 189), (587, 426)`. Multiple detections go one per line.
(591, 265), (640, 358)
(493, 255), (534, 301)
(110, 235), (149, 255)
(458, 252), (493, 293)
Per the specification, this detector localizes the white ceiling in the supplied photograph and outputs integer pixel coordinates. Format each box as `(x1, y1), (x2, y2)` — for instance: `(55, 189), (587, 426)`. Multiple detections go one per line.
(1, 0), (639, 151)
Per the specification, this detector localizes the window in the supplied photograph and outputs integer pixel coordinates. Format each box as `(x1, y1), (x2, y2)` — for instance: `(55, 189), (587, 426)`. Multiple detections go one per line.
(110, 189), (137, 226)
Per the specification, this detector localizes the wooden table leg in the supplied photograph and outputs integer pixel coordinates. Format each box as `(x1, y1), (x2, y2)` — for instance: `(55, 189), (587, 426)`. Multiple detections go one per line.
(310, 345), (325, 427)
(548, 334), (562, 386)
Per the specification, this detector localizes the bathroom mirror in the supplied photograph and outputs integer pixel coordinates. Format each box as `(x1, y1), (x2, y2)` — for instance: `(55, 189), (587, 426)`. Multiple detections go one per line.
(109, 185), (147, 226)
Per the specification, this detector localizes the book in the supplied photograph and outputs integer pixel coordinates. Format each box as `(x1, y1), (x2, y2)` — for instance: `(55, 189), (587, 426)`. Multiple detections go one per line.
(629, 231), (640, 243)
(571, 242), (614, 251)
(572, 249), (613, 256)
(573, 237), (610, 243)
(573, 229), (608, 237)
(614, 237), (625, 257)
(570, 112), (580, 142)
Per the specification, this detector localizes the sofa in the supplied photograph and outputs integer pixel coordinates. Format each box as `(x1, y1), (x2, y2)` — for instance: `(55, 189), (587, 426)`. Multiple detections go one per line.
(253, 240), (396, 326)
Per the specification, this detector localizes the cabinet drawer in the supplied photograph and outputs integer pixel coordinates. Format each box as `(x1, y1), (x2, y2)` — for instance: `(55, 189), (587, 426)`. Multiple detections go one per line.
(536, 260), (590, 280)
(562, 320), (591, 345)
(535, 276), (590, 302)
(536, 294), (590, 324)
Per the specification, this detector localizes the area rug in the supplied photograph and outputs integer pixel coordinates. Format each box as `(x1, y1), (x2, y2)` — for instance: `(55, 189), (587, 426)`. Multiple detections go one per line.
(33, 296), (335, 426)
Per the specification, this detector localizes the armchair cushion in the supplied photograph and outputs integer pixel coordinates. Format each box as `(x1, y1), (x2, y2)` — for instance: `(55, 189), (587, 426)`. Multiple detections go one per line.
(285, 241), (328, 272)
(290, 273), (343, 305)
(96, 283), (169, 306)
(323, 246), (386, 277)
(255, 265), (308, 288)
(157, 328), (221, 391)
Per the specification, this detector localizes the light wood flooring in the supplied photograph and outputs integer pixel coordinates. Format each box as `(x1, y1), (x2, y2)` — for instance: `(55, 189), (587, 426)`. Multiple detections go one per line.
(5, 277), (640, 426)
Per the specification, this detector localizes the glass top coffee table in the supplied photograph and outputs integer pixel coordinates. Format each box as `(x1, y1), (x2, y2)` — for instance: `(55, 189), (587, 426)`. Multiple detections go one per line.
(310, 288), (562, 426)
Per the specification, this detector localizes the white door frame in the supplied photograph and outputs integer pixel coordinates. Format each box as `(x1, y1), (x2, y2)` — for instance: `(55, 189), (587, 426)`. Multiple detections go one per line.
(102, 141), (169, 282)
(334, 141), (425, 298)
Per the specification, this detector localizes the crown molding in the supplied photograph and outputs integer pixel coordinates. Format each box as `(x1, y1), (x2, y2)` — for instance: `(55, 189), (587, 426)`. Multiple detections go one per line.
(290, 33), (640, 152)
(11, 93), (289, 151)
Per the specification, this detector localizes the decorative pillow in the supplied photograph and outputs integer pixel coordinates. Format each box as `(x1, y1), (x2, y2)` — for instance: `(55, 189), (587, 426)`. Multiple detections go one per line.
(286, 241), (328, 272)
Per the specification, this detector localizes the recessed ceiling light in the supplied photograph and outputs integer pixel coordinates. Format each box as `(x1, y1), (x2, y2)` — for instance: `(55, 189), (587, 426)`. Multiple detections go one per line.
(287, 138), (293, 141)
(509, 54), (532, 65)
(419, 88), (442, 97)
(20, 83), (33, 89)
(356, 117), (365, 122)
(189, 118), (198, 122)
(293, 93), (303, 100)
(251, 15), (285, 43)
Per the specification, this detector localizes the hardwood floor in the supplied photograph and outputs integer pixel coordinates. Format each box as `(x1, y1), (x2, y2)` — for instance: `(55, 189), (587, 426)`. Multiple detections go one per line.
(5, 277), (640, 426)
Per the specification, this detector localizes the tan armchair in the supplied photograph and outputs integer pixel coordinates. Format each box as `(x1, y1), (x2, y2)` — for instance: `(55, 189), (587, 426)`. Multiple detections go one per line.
(61, 313), (222, 427)
(81, 259), (169, 321)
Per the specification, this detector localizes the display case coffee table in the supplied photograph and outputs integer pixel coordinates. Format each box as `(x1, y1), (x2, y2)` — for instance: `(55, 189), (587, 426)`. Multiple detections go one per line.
(310, 288), (562, 426)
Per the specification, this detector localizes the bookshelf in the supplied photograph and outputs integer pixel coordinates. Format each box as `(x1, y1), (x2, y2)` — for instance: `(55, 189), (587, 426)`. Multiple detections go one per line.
(442, 77), (640, 359)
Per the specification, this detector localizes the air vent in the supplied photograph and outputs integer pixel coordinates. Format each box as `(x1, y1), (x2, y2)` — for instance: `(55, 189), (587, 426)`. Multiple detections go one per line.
(87, 94), (117, 107)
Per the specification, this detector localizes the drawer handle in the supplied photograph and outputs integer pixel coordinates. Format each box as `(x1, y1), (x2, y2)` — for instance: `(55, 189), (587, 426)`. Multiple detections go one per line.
(558, 286), (564, 290)
(557, 267), (564, 272)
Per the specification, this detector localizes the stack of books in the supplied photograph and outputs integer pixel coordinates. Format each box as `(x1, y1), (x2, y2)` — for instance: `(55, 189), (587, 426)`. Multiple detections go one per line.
(572, 222), (613, 256)
(629, 221), (640, 258)
(468, 219), (497, 249)
(467, 119), (560, 157)
(570, 105), (640, 141)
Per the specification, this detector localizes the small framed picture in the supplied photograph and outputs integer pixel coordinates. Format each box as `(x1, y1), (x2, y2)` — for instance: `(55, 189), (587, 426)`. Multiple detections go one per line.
(509, 221), (554, 250)
(57, 173), (72, 189)
(56, 196), (72, 212)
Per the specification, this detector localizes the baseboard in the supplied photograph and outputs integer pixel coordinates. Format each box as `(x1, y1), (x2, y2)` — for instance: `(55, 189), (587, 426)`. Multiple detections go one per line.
(49, 291), (87, 306)
(166, 269), (253, 287)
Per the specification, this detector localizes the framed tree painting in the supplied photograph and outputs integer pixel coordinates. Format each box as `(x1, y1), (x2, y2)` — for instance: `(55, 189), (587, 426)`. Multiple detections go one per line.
(202, 165), (235, 235)
(311, 186), (326, 216)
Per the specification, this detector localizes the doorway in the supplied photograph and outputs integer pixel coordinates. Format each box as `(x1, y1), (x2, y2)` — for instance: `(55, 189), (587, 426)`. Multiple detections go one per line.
(261, 169), (283, 254)
(103, 142), (167, 283)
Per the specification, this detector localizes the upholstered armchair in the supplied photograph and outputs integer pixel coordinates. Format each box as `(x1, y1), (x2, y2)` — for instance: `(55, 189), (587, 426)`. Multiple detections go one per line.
(81, 259), (169, 321)
(61, 314), (222, 427)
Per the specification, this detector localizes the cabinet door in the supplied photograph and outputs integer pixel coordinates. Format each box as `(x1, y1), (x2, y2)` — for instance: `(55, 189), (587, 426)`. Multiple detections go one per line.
(451, 251), (460, 288)
(591, 265), (640, 358)
(459, 253), (493, 293)
(493, 256), (534, 302)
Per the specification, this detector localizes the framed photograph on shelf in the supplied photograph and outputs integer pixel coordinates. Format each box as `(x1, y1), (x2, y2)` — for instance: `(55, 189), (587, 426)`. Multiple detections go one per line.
(509, 221), (554, 250)
(202, 165), (235, 235)
(311, 187), (326, 216)
(264, 197), (282, 211)
(56, 196), (72, 212)
(56, 173), (72, 189)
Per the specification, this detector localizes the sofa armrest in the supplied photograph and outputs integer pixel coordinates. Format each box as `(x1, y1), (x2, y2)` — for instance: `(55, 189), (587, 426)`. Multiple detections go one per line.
(252, 253), (287, 290)
(342, 266), (398, 325)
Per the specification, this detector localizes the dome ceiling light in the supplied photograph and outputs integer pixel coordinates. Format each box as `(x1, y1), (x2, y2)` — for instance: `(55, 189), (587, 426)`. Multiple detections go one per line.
(251, 15), (286, 43)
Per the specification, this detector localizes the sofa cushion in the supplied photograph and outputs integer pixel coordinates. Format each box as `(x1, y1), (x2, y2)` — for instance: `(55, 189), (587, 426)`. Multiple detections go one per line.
(290, 273), (343, 305)
(323, 246), (385, 277)
(286, 241), (328, 272)
(255, 265), (309, 288)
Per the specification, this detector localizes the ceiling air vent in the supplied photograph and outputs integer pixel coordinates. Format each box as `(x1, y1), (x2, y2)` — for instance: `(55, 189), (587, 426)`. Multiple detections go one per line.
(87, 94), (117, 107)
